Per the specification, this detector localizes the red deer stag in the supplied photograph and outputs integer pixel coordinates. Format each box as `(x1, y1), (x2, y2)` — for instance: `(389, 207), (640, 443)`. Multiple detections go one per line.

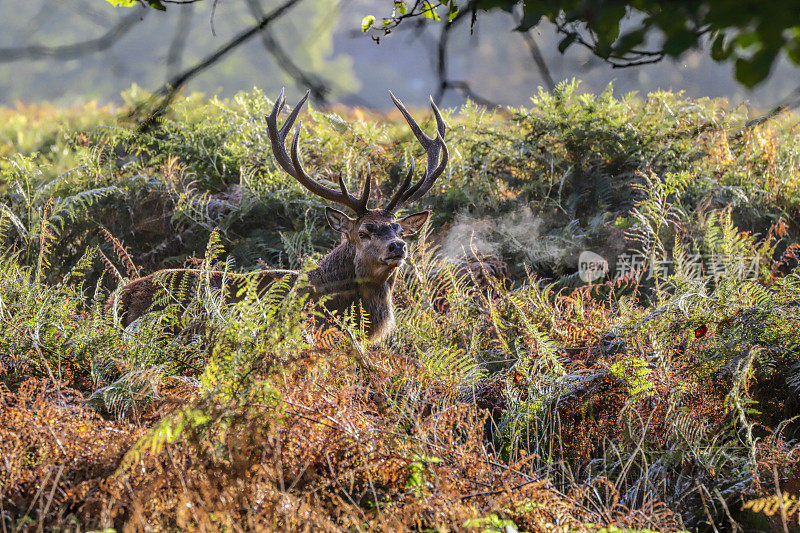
(108, 89), (449, 342)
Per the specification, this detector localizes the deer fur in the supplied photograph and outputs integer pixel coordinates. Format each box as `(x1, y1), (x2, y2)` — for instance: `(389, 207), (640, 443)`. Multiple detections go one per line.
(108, 209), (428, 342)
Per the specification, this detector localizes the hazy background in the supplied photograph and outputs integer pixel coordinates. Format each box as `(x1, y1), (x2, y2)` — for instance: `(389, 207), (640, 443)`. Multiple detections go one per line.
(1, 0), (798, 111)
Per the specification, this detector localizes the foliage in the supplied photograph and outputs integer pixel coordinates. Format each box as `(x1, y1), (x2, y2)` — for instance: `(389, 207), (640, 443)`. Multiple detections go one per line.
(106, 0), (165, 10)
(109, 0), (800, 87)
(1, 84), (800, 530)
(371, 0), (800, 87)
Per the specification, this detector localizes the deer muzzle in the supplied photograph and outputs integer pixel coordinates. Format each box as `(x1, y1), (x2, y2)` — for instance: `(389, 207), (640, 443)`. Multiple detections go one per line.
(381, 240), (407, 265)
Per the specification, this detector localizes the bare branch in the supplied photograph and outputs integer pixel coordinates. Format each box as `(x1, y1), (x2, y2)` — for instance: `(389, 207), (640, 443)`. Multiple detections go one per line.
(137, 0), (304, 130)
(0, 6), (147, 63)
(166, 2), (194, 79)
(432, 16), (450, 104)
(551, 20), (714, 70)
(65, 1), (115, 29)
(441, 81), (500, 108)
(367, 0), (481, 37)
(210, 0), (221, 36)
(158, 0), (302, 96)
(521, 30), (555, 92)
(433, 14), (500, 108)
(244, 0), (330, 104)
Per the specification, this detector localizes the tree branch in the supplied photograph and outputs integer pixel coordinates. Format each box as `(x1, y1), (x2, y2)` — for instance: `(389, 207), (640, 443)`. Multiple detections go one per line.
(551, 20), (714, 69)
(137, 0), (304, 130)
(244, 0), (330, 104)
(731, 84), (800, 140)
(521, 30), (555, 92)
(0, 5), (148, 63)
(166, 2), (194, 79)
(157, 0), (302, 96)
(441, 81), (501, 108)
(433, 13), (500, 108)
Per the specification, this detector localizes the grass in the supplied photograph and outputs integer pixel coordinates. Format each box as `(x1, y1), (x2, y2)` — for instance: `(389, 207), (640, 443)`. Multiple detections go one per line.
(0, 80), (799, 531)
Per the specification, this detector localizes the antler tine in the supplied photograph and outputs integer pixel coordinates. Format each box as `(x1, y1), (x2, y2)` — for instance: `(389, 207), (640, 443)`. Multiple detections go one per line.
(266, 88), (295, 176)
(266, 88), (312, 175)
(267, 89), (370, 216)
(358, 162), (372, 213)
(385, 158), (415, 212)
(389, 92), (444, 150)
(279, 90), (308, 138)
(336, 161), (371, 212)
(336, 172), (351, 201)
(429, 95), (447, 139)
(401, 131), (449, 205)
(386, 92), (449, 211)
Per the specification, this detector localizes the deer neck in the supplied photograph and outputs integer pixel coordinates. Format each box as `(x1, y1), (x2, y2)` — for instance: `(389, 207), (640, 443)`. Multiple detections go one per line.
(307, 241), (398, 341)
(307, 241), (357, 294)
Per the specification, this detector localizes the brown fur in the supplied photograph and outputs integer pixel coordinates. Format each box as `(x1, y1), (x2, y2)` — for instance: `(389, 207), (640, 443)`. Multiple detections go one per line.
(108, 209), (428, 342)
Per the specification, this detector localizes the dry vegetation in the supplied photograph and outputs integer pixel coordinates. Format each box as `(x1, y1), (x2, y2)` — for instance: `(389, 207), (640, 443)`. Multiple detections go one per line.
(1, 82), (799, 531)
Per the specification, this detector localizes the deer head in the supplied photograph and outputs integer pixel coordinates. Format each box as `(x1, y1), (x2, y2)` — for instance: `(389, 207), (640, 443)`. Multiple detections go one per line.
(266, 89), (449, 285)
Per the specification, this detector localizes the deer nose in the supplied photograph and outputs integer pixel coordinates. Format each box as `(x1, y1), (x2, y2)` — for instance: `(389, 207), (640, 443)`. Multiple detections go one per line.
(388, 241), (405, 255)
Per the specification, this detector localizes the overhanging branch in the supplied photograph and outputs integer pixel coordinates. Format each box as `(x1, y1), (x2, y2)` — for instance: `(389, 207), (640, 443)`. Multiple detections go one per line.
(433, 10), (500, 108)
(166, 2), (194, 78)
(244, 0), (330, 104)
(155, 0), (302, 98)
(137, 0), (304, 130)
(0, 5), (148, 63)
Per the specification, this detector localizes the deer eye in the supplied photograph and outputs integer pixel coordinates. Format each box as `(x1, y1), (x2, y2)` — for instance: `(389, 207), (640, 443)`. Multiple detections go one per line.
(358, 231), (370, 240)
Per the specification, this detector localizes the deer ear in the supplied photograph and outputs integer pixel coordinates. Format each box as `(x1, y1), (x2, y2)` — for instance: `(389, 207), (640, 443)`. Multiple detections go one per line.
(325, 207), (354, 234)
(398, 211), (429, 235)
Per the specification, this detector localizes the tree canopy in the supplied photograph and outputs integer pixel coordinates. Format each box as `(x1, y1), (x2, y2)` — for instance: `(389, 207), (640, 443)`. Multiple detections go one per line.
(361, 0), (800, 87)
(105, 0), (800, 91)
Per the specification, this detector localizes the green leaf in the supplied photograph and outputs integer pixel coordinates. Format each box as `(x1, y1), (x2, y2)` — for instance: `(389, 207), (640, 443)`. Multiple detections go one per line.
(592, 5), (624, 44)
(662, 28), (698, 56)
(421, 1), (440, 21)
(735, 48), (778, 87)
(787, 43), (800, 65)
(447, 1), (459, 22)
(711, 33), (732, 61)
(394, 1), (407, 15)
(518, 2), (547, 31)
(106, 0), (165, 8)
(361, 15), (375, 32)
(411, 453), (442, 463)
(558, 33), (577, 54)
(735, 31), (760, 50)
(406, 471), (423, 488)
(616, 29), (645, 52)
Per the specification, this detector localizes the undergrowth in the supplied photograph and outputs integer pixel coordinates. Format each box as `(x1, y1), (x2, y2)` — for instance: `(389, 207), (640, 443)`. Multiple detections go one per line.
(1, 81), (799, 532)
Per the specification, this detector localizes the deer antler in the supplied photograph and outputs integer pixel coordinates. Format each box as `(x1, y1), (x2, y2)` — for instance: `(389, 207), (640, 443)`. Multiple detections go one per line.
(267, 88), (371, 216)
(384, 92), (449, 212)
